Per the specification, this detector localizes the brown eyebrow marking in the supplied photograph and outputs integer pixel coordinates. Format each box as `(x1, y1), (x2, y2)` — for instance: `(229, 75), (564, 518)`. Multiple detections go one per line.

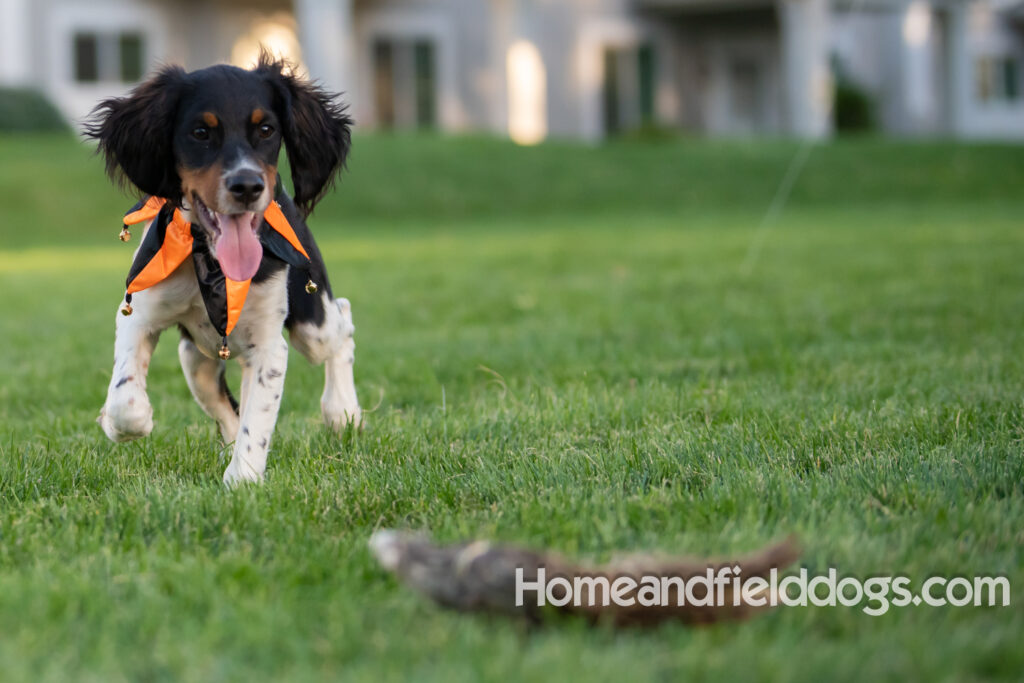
(202, 112), (219, 127)
(251, 108), (265, 125)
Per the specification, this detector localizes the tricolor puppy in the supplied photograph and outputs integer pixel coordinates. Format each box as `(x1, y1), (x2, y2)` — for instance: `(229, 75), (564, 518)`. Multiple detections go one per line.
(86, 56), (361, 484)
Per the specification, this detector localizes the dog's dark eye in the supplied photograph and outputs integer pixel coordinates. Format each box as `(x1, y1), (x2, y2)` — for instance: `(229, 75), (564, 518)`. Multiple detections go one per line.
(191, 126), (210, 141)
(257, 123), (275, 139)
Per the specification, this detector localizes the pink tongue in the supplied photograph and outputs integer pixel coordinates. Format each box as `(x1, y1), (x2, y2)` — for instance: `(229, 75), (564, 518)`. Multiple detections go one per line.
(215, 213), (263, 281)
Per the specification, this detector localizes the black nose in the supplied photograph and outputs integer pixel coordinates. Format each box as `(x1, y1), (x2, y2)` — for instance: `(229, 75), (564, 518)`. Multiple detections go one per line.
(226, 171), (265, 205)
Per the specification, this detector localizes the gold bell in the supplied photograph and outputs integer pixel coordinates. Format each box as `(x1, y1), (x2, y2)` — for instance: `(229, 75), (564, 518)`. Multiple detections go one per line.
(119, 227), (131, 242)
(120, 303), (133, 316)
(219, 344), (231, 360)
(305, 279), (318, 294)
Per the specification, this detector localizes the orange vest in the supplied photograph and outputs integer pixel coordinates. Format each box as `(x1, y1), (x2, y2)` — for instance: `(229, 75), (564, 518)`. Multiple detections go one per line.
(119, 194), (314, 358)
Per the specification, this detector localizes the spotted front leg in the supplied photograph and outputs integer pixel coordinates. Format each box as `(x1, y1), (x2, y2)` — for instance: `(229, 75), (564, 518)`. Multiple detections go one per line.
(222, 336), (289, 485)
(99, 298), (162, 442)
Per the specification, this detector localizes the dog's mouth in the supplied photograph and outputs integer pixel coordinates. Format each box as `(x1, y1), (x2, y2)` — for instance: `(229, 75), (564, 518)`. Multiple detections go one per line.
(192, 195), (264, 282)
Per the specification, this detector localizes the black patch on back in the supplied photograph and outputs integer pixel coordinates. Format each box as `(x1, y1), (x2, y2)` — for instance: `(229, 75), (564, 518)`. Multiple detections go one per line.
(277, 192), (335, 329)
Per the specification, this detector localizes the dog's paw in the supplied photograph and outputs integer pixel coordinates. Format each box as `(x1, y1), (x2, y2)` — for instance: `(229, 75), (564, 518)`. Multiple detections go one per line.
(97, 402), (153, 443)
(222, 458), (264, 487)
(323, 404), (363, 434)
(336, 296), (352, 319)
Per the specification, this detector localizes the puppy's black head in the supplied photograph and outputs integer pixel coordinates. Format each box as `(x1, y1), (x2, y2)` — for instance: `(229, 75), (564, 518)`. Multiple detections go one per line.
(86, 55), (351, 278)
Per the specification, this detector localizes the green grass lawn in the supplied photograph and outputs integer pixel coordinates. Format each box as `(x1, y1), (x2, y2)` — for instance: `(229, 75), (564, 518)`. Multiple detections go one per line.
(0, 133), (1022, 681)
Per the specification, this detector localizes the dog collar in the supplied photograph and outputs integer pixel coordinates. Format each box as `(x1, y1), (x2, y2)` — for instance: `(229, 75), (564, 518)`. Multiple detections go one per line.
(118, 193), (317, 359)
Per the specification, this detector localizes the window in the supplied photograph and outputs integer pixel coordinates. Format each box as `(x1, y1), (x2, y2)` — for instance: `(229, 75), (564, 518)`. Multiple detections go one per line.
(975, 56), (1020, 103)
(603, 49), (621, 135)
(373, 41), (395, 127)
(602, 43), (656, 136)
(119, 34), (144, 82)
(1004, 59), (1020, 101)
(72, 31), (146, 84)
(414, 41), (437, 129)
(728, 58), (764, 134)
(373, 38), (437, 130)
(73, 33), (99, 83)
(638, 44), (656, 123)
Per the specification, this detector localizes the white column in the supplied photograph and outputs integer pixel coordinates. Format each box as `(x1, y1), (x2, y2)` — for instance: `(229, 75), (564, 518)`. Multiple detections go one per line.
(294, 0), (354, 95)
(0, 0), (32, 86)
(777, 0), (832, 139)
(943, 1), (970, 137)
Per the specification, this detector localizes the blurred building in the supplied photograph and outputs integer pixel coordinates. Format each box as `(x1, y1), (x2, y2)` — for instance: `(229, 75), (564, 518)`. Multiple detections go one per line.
(1, 0), (1021, 141)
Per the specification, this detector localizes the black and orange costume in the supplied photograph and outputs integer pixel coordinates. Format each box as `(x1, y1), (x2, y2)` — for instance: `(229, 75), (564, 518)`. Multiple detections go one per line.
(119, 187), (317, 359)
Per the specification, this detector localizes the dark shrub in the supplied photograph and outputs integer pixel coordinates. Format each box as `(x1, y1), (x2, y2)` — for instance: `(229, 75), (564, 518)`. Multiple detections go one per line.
(0, 87), (70, 132)
(834, 81), (876, 133)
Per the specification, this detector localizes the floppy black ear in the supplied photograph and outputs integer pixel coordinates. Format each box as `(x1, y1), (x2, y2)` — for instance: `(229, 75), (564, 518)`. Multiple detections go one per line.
(84, 65), (187, 203)
(259, 57), (352, 215)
